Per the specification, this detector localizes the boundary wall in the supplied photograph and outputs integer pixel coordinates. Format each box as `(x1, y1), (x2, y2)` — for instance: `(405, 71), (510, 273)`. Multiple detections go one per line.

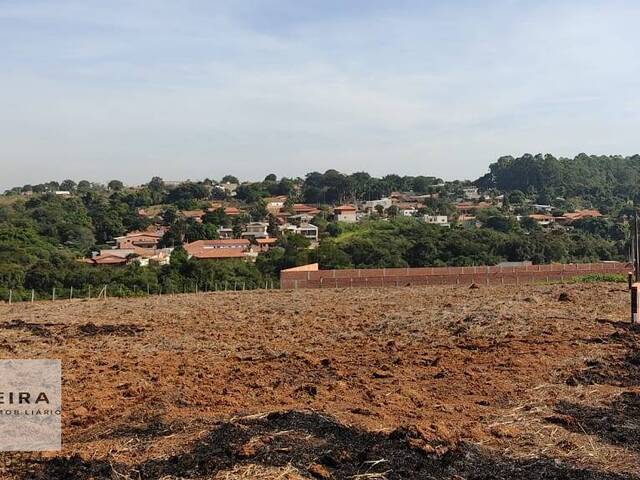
(280, 262), (630, 289)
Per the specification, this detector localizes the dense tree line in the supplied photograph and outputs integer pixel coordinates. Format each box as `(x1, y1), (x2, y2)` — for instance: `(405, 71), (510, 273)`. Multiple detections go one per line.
(476, 153), (640, 213)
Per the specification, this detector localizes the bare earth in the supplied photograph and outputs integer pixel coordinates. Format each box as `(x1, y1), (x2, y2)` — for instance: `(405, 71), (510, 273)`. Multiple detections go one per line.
(0, 283), (639, 479)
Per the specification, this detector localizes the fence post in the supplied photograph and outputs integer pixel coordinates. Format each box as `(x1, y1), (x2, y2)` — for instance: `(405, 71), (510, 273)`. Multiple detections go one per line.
(147, 283), (150, 295)
(31, 289), (35, 303)
(632, 283), (639, 324)
(70, 286), (73, 300)
(8, 289), (12, 305)
(52, 287), (56, 301)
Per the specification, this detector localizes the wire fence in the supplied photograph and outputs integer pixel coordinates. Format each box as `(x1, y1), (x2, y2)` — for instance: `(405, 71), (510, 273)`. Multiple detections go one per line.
(0, 279), (278, 305)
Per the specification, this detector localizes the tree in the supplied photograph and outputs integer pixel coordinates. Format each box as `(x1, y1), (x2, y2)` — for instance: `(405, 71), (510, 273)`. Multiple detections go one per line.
(108, 180), (124, 191)
(264, 173), (277, 182)
(60, 179), (76, 192)
(221, 175), (239, 184)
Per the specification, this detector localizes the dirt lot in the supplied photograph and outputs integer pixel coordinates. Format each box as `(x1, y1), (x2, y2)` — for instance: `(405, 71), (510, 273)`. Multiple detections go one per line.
(0, 282), (639, 479)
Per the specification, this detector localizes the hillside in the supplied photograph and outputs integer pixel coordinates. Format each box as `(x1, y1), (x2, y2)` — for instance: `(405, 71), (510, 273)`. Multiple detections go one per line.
(0, 283), (638, 479)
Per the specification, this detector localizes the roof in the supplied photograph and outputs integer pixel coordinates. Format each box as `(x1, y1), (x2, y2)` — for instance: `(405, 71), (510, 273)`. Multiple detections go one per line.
(334, 205), (357, 212)
(114, 232), (161, 240)
(224, 207), (242, 215)
(292, 204), (320, 214)
(181, 210), (205, 218)
(256, 238), (278, 244)
(88, 254), (128, 265)
(189, 248), (246, 259)
(186, 238), (250, 248)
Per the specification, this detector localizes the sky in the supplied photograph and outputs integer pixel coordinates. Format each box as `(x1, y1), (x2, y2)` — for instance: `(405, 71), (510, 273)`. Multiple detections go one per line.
(1, 0), (639, 189)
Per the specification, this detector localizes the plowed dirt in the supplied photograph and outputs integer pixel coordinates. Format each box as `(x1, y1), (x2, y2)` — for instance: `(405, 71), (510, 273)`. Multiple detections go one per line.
(0, 282), (638, 479)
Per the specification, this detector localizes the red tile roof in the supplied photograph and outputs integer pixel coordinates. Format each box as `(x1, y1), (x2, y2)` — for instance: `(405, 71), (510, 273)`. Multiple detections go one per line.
(189, 249), (246, 259)
(334, 204), (357, 212)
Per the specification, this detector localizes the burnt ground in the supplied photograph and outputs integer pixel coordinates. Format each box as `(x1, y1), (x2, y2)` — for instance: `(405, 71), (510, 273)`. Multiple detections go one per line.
(0, 283), (638, 479)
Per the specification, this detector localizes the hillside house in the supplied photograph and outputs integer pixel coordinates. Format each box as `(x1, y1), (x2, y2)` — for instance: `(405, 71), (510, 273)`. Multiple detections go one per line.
(265, 196), (288, 214)
(528, 214), (554, 226)
(334, 205), (357, 223)
(255, 237), (278, 252)
(223, 206), (242, 216)
(218, 227), (233, 239)
(180, 210), (205, 222)
(555, 209), (603, 225)
(462, 187), (480, 200)
(424, 215), (449, 227)
(292, 204), (321, 216)
(280, 223), (319, 241)
(115, 231), (162, 249)
(184, 239), (250, 261)
(363, 197), (393, 213)
(241, 222), (269, 239)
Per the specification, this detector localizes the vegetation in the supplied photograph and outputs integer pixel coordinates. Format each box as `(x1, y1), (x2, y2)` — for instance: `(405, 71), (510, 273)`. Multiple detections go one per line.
(1, 153), (636, 300)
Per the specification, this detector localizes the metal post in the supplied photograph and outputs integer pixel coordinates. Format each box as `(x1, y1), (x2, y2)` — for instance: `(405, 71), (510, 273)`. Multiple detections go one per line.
(70, 286), (73, 300)
(31, 289), (35, 303)
(52, 287), (56, 301)
(8, 289), (12, 305)
(629, 272), (634, 291)
(632, 283), (639, 324)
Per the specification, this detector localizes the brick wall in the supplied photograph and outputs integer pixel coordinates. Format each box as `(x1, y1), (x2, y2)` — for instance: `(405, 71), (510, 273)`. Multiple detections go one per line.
(280, 262), (631, 289)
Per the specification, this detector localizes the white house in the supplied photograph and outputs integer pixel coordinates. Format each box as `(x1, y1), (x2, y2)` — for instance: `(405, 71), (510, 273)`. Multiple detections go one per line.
(424, 215), (449, 227)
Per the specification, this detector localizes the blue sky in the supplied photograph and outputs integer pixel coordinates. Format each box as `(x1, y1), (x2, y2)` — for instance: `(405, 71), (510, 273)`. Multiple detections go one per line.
(1, 0), (639, 188)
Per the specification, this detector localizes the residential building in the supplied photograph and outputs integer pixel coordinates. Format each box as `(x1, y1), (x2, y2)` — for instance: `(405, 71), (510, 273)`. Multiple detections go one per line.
(241, 222), (269, 239)
(292, 204), (321, 216)
(255, 237), (278, 252)
(555, 209), (603, 226)
(218, 227), (233, 239)
(180, 210), (205, 222)
(184, 239), (250, 261)
(224, 206), (242, 216)
(334, 205), (357, 223)
(528, 214), (554, 226)
(265, 196), (288, 214)
(280, 223), (319, 241)
(363, 197), (393, 213)
(424, 215), (449, 227)
(462, 187), (480, 200)
(114, 231), (162, 249)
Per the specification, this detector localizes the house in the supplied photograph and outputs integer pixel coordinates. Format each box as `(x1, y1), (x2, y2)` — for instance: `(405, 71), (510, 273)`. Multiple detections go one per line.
(255, 237), (278, 252)
(86, 246), (172, 266)
(54, 190), (71, 196)
(462, 187), (480, 200)
(528, 214), (554, 226)
(223, 206), (242, 216)
(218, 227), (233, 239)
(363, 197), (393, 213)
(280, 223), (319, 241)
(334, 205), (357, 223)
(292, 204), (321, 216)
(241, 222), (269, 239)
(532, 204), (553, 213)
(265, 196), (288, 214)
(424, 215), (449, 227)
(114, 231), (162, 249)
(555, 209), (603, 225)
(184, 239), (250, 261)
(397, 203), (419, 217)
(455, 201), (492, 215)
(180, 210), (205, 222)
(288, 213), (315, 224)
